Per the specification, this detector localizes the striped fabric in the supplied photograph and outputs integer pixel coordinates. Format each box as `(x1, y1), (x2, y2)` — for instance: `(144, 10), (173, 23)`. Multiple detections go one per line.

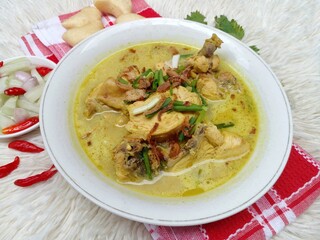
(145, 144), (320, 240)
(18, 2), (320, 239)
(19, 0), (160, 61)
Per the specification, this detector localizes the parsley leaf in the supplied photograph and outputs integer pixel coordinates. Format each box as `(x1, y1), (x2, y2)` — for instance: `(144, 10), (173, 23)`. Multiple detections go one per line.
(185, 11), (208, 25)
(250, 45), (260, 54)
(214, 15), (245, 40)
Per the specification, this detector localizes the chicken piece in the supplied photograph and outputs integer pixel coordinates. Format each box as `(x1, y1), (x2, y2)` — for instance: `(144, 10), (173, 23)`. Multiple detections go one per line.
(85, 77), (126, 117)
(193, 55), (210, 73)
(118, 65), (140, 83)
(113, 138), (145, 182)
(168, 125), (208, 171)
(173, 86), (201, 105)
(217, 72), (240, 93)
(124, 89), (146, 102)
(186, 34), (222, 73)
(215, 131), (250, 159)
(197, 76), (221, 100)
(205, 125), (224, 146)
(210, 55), (220, 71)
(125, 94), (186, 139)
(187, 55), (220, 73)
(198, 34), (223, 58)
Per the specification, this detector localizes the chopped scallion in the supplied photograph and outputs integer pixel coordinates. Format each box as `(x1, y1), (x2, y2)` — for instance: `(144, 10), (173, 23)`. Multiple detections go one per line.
(216, 122), (235, 129)
(158, 70), (164, 85)
(142, 147), (152, 180)
(178, 131), (185, 142)
(132, 77), (140, 88)
(189, 116), (197, 125)
(180, 53), (194, 59)
(173, 104), (204, 112)
(118, 78), (129, 85)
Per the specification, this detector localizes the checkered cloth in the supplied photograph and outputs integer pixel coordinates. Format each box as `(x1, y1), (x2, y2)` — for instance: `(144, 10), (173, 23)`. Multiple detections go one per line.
(145, 144), (320, 240)
(19, 1), (320, 239)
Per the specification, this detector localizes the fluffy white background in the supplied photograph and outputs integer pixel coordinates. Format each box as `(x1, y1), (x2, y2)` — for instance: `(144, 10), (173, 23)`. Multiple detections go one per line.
(0, 0), (319, 239)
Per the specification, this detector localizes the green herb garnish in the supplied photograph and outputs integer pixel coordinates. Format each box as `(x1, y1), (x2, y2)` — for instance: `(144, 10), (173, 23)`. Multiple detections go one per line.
(185, 11), (207, 25)
(178, 131), (185, 142)
(152, 70), (160, 90)
(142, 68), (153, 77)
(173, 104), (204, 112)
(190, 79), (198, 92)
(158, 69), (164, 85)
(176, 65), (186, 74)
(214, 15), (245, 40)
(180, 53), (194, 59)
(118, 78), (129, 85)
(142, 147), (152, 180)
(250, 45), (260, 54)
(132, 76), (139, 88)
(216, 122), (235, 129)
(185, 11), (260, 54)
(189, 116), (197, 125)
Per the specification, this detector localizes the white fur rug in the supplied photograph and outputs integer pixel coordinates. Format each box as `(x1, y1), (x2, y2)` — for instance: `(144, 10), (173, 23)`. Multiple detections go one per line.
(0, 0), (319, 239)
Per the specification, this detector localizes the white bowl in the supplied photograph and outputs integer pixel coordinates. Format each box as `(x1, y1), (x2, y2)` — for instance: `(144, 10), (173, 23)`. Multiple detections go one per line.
(0, 56), (56, 139)
(40, 18), (292, 226)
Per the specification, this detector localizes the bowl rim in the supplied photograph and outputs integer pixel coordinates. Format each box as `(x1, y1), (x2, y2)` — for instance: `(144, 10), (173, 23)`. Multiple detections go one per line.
(0, 55), (56, 139)
(40, 18), (293, 226)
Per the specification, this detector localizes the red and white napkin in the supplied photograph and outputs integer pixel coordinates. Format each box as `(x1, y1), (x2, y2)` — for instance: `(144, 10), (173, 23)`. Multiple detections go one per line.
(19, 0), (160, 61)
(19, 1), (320, 239)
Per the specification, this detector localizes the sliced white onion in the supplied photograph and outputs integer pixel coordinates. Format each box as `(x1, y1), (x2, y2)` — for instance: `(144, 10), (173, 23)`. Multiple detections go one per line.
(0, 113), (15, 129)
(24, 84), (44, 103)
(171, 54), (180, 68)
(15, 71), (31, 82)
(31, 68), (44, 85)
(13, 108), (30, 123)
(8, 78), (23, 87)
(0, 58), (32, 77)
(132, 97), (160, 115)
(0, 96), (17, 116)
(43, 72), (52, 82)
(0, 93), (9, 108)
(0, 76), (8, 92)
(17, 97), (39, 113)
(22, 77), (38, 91)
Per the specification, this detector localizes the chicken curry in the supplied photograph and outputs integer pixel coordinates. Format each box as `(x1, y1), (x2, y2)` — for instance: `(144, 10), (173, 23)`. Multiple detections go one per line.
(74, 34), (259, 197)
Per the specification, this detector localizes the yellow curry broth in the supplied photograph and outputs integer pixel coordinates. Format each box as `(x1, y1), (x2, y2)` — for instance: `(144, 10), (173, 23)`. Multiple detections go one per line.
(74, 42), (258, 197)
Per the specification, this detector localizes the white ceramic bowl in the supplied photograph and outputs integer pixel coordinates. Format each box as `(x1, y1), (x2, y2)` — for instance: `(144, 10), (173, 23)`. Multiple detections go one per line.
(0, 56), (56, 139)
(40, 18), (292, 226)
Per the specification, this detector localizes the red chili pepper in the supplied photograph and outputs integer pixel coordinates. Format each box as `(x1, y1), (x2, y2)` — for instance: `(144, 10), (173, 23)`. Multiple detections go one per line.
(46, 54), (59, 64)
(2, 116), (39, 134)
(4, 87), (26, 96)
(14, 165), (57, 187)
(36, 66), (52, 76)
(8, 140), (44, 153)
(0, 61), (3, 67)
(0, 156), (20, 178)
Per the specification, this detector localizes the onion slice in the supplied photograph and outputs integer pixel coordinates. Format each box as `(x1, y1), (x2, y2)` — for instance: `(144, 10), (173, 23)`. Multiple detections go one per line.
(132, 97), (160, 115)
(0, 58), (32, 77)
(171, 54), (180, 68)
(13, 108), (30, 123)
(24, 84), (44, 103)
(22, 77), (38, 91)
(17, 97), (39, 113)
(15, 71), (31, 82)
(0, 113), (15, 129)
